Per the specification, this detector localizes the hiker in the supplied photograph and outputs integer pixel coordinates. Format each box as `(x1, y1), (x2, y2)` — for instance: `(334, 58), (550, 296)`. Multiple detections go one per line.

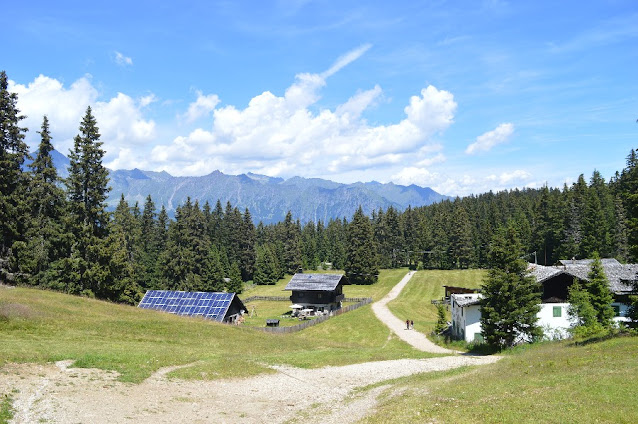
(410, 320), (414, 330)
(406, 319), (410, 330)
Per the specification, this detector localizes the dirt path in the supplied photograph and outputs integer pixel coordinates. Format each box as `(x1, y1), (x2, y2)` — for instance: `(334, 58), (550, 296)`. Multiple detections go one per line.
(2, 355), (500, 424)
(372, 270), (454, 354)
(2, 272), (498, 422)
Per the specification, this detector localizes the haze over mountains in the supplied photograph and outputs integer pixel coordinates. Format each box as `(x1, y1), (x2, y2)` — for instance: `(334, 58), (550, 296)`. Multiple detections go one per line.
(36, 150), (448, 224)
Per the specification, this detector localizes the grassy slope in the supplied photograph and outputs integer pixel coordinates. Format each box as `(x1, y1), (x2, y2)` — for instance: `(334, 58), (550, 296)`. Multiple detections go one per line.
(360, 336), (638, 423)
(386, 269), (485, 334)
(0, 269), (435, 383)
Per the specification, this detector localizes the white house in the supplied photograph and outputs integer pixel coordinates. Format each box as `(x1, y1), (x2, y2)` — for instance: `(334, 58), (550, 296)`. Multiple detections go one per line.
(450, 258), (637, 342)
(450, 293), (483, 342)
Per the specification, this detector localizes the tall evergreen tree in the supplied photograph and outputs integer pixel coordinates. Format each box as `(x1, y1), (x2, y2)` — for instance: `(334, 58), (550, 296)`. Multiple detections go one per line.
(0, 70), (30, 267)
(253, 244), (279, 285)
(62, 106), (111, 296)
(345, 206), (378, 285)
(281, 211), (302, 274)
(583, 253), (615, 327)
(239, 208), (256, 280)
(16, 116), (67, 285)
(449, 204), (474, 268)
(480, 223), (541, 348)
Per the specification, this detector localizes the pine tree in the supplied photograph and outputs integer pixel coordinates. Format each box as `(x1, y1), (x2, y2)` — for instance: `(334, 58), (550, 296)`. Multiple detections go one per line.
(14, 116), (66, 285)
(449, 204), (474, 268)
(204, 245), (225, 292)
(253, 244), (279, 285)
(434, 303), (448, 334)
(239, 208), (256, 280)
(227, 261), (243, 294)
(0, 70), (30, 268)
(325, 218), (346, 269)
(62, 106), (111, 296)
(567, 279), (599, 330)
(301, 221), (319, 270)
(480, 223), (541, 348)
(345, 206), (378, 285)
(103, 195), (142, 303)
(584, 253), (615, 327)
(281, 211), (301, 274)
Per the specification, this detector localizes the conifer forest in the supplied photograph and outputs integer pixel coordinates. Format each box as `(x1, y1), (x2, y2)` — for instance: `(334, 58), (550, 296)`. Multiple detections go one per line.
(1, 70), (638, 305)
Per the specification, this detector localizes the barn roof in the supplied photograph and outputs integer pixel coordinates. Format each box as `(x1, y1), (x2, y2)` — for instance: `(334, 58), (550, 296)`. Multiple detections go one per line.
(528, 259), (638, 294)
(284, 273), (346, 291)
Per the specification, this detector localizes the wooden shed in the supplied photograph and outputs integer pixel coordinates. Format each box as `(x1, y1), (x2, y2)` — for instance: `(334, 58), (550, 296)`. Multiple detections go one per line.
(284, 273), (347, 313)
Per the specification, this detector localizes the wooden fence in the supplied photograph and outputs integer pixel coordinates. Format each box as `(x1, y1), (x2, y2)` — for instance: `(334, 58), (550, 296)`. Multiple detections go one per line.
(250, 297), (373, 334)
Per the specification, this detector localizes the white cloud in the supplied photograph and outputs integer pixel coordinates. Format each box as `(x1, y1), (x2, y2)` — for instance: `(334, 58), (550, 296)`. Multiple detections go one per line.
(391, 166), (535, 196)
(465, 122), (514, 154)
(181, 91), (221, 123)
(10, 75), (155, 163)
(114, 51), (133, 66)
(139, 93), (157, 107)
(151, 76), (456, 177)
(321, 44), (372, 78)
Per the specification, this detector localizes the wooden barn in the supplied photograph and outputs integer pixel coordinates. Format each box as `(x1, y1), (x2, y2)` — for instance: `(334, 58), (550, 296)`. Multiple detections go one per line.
(284, 273), (347, 313)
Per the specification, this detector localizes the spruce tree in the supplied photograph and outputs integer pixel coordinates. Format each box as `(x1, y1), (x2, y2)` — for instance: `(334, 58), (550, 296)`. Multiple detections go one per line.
(281, 211), (302, 274)
(345, 206), (378, 285)
(480, 223), (541, 348)
(567, 279), (599, 330)
(227, 261), (243, 294)
(104, 195), (143, 303)
(62, 106), (111, 296)
(253, 244), (279, 285)
(239, 208), (256, 280)
(16, 116), (66, 285)
(584, 253), (615, 327)
(0, 70), (30, 268)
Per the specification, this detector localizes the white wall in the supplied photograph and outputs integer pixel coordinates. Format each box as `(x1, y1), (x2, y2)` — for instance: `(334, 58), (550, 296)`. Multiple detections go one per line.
(537, 303), (572, 340)
(454, 301), (633, 342)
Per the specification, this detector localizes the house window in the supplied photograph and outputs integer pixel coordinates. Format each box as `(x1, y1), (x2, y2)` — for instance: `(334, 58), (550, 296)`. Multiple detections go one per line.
(553, 306), (562, 318)
(613, 305), (620, 317)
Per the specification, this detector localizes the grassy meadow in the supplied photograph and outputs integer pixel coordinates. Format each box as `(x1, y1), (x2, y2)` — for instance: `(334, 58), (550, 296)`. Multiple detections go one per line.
(0, 268), (435, 383)
(359, 335), (638, 423)
(386, 269), (485, 336)
(2, 268), (637, 423)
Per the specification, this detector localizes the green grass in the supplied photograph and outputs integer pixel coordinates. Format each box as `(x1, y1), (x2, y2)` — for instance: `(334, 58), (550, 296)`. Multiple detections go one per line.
(386, 269), (485, 335)
(360, 335), (638, 423)
(0, 392), (14, 424)
(0, 269), (436, 383)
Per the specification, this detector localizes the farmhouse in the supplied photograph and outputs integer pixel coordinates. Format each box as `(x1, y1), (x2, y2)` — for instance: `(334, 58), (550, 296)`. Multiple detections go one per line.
(284, 273), (346, 314)
(450, 258), (638, 342)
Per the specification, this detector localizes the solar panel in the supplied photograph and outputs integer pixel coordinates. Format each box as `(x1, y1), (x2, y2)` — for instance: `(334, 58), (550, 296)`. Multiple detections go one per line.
(138, 290), (236, 322)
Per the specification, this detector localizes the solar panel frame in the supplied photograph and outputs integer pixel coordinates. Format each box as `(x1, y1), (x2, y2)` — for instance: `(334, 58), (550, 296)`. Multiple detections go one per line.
(138, 290), (237, 322)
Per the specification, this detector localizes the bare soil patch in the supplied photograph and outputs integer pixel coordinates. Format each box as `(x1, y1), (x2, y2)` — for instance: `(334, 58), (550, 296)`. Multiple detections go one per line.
(1, 355), (499, 423)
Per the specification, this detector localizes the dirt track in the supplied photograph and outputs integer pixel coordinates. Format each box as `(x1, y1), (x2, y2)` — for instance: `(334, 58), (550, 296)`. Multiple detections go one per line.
(2, 355), (500, 424)
(2, 272), (500, 423)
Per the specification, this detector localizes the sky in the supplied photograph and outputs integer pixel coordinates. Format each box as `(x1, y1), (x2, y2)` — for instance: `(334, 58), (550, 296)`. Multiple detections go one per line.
(2, 0), (637, 197)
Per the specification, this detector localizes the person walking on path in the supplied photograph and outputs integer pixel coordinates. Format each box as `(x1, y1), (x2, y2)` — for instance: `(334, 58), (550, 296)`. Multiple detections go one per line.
(406, 319), (410, 330)
(372, 270), (454, 354)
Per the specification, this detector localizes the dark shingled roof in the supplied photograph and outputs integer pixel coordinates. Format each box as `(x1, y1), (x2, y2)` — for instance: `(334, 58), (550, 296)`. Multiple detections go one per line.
(528, 258), (638, 294)
(284, 273), (346, 291)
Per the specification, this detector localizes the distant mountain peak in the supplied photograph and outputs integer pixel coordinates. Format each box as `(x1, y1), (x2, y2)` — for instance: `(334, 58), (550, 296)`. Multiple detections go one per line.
(39, 150), (449, 223)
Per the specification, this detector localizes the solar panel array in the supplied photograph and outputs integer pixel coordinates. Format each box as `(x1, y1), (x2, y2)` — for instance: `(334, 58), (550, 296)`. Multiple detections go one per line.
(138, 290), (235, 322)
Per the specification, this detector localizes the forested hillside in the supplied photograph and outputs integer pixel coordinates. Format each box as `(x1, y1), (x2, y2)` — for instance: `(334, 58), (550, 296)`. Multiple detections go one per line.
(1, 70), (637, 306)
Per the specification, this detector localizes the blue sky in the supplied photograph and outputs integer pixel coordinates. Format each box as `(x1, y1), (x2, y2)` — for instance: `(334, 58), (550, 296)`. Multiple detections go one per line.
(3, 0), (637, 196)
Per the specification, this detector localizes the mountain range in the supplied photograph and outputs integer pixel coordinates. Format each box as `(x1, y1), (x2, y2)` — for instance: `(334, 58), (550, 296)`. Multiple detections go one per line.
(28, 150), (449, 224)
